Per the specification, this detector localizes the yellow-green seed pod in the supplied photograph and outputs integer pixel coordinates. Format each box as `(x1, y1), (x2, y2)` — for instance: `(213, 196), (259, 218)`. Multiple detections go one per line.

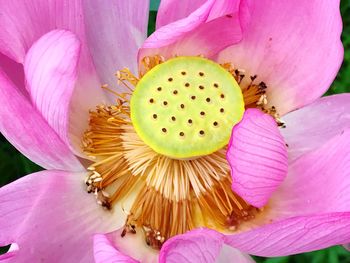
(131, 56), (245, 159)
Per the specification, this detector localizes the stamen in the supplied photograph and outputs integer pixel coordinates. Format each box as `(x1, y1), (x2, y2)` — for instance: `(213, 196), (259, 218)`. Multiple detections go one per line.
(221, 62), (283, 124)
(139, 55), (165, 77)
(116, 68), (139, 90)
(83, 103), (258, 249)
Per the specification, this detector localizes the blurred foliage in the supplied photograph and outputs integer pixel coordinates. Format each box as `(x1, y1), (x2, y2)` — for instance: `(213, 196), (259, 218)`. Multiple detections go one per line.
(0, 0), (349, 261)
(327, 0), (350, 95)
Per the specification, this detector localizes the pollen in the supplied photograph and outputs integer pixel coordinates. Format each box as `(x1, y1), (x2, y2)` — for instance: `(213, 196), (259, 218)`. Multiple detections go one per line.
(130, 57), (245, 159)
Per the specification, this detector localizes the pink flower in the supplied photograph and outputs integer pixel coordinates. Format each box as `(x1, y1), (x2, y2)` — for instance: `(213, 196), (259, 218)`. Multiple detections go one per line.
(0, 0), (349, 263)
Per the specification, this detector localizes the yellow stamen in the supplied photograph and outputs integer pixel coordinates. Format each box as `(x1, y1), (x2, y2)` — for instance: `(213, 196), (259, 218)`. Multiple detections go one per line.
(83, 104), (258, 249)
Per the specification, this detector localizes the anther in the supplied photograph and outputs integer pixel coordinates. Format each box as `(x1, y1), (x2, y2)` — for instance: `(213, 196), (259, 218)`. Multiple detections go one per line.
(250, 75), (257, 81)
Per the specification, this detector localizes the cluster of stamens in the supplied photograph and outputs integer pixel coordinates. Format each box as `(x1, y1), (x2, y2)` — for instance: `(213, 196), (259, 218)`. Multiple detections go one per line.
(85, 170), (111, 209)
(221, 63), (285, 127)
(82, 55), (281, 249)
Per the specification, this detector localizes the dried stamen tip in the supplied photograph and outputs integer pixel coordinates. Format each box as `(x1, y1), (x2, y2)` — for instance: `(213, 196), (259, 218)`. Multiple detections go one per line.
(142, 227), (165, 249)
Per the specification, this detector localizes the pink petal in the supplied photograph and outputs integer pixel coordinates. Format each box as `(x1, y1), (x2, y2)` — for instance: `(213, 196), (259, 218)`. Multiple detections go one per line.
(0, 1), (107, 157)
(281, 94), (350, 162)
(270, 129), (350, 217)
(0, 69), (83, 171)
(0, 53), (24, 93)
(97, 229), (158, 263)
(0, 1), (84, 63)
(227, 109), (288, 208)
(139, 0), (247, 65)
(160, 229), (224, 263)
(94, 234), (138, 263)
(225, 128), (350, 256)
(218, 0), (343, 115)
(160, 229), (254, 263)
(216, 245), (255, 263)
(82, 0), (149, 93)
(156, 0), (244, 28)
(225, 213), (350, 257)
(156, 0), (206, 29)
(0, 170), (124, 263)
(24, 30), (80, 148)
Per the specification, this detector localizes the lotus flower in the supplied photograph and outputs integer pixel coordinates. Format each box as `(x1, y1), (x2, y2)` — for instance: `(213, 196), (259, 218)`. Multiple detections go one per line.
(0, 0), (349, 262)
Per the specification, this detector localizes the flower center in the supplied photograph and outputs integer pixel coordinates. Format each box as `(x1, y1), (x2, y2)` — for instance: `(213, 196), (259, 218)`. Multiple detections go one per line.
(130, 56), (245, 159)
(82, 55), (281, 250)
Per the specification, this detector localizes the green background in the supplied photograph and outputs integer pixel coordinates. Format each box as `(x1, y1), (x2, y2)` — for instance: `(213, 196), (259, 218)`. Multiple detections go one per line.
(0, 1), (349, 262)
